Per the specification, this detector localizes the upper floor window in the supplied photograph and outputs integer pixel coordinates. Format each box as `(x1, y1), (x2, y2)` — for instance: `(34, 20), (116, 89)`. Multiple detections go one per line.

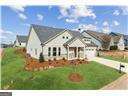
(48, 47), (51, 56)
(62, 36), (65, 39)
(58, 47), (61, 56)
(53, 47), (57, 56)
(66, 37), (68, 39)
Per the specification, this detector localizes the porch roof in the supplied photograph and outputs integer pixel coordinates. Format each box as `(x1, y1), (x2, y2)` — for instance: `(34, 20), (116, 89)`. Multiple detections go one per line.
(63, 37), (87, 47)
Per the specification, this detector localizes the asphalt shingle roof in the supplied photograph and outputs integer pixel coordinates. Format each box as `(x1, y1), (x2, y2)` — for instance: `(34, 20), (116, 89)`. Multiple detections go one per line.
(84, 30), (112, 49)
(32, 24), (83, 44)
(17, 35), (27, 43)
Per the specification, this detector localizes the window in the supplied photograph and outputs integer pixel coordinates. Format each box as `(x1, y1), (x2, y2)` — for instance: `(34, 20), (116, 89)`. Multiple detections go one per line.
(66, 37), (68, 39)
(19, 43), (21, 45)
(31, 48), (32, 51)
(58, 47), (61, 56)
(35, 49), (37, 55)
(48, 47), (51, 56)
(62, 36), (65, 39)
(53, 47), (57, 56)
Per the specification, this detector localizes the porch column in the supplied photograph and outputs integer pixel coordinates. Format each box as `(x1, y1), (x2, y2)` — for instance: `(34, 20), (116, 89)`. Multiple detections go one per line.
(76, 47), (78, 59)
(67, 46), (69, 60)
(83, 47), (85, 59)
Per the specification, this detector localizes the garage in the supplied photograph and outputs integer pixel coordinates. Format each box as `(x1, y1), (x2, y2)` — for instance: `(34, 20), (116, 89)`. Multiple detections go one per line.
(85, 47), (97, 60)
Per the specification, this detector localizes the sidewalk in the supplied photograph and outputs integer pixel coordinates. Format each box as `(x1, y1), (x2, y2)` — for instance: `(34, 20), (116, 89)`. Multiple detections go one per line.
(93, 57), (128, 73)
(101, 74), (128, 90)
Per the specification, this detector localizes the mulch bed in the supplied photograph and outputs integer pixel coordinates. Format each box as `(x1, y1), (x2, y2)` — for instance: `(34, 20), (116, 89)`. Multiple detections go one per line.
(15, 48), (89, 71)
(69, 73), (83, 82)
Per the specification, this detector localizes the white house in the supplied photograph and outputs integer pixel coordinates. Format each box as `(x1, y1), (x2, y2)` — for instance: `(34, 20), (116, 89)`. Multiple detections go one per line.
(82, 30), (125, 50)
(26, 24), (97, 61)
(14, 35), (27, 47)
(109, 35), (125, 50)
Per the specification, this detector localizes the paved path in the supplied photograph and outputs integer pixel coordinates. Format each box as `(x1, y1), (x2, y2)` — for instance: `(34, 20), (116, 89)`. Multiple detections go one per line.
(101, 74), (128, 90)
(93, 57), (128, 73)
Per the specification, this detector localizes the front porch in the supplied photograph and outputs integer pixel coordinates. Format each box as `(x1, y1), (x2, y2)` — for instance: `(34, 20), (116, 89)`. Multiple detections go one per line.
(67, 47), (85, 60)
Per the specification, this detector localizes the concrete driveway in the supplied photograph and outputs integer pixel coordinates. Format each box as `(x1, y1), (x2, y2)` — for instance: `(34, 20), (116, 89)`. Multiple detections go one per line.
(93, 57), (128, 73)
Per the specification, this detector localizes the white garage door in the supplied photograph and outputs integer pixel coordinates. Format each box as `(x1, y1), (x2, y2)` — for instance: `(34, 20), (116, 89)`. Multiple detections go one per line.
(85, 48), (96, 60)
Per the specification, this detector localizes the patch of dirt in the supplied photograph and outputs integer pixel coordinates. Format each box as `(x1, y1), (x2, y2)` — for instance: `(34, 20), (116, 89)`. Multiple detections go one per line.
(69, 73), (83, 82)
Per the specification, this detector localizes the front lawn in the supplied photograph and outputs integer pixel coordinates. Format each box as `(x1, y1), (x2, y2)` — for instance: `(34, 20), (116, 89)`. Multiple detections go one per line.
(1, 48), (124, 90)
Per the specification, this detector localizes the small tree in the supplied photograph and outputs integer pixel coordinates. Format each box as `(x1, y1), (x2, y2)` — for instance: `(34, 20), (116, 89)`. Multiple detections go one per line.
(39, 52), (44, 63)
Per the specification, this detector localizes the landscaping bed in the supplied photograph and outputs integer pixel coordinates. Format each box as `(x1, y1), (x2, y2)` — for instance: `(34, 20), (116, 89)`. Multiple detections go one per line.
(1, 48), (124, 90)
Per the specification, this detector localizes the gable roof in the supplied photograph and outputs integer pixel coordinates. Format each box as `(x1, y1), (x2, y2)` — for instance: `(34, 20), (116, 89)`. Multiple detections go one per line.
(17, 35), (27, 43)
(112, 35), (122, 43)
(31, 24), (83, 44)
(63, 37), (87, 46)
(84, 30), (111, 43)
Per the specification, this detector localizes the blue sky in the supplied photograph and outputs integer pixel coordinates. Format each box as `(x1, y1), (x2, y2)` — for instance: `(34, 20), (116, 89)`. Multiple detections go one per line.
(1, 6), (128, 43)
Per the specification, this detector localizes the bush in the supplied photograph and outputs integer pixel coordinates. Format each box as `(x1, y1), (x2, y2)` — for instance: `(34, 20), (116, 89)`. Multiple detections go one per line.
(110, 46), (118, 50)
(39, 53), (45, 63)
(53, 58), (56, 61)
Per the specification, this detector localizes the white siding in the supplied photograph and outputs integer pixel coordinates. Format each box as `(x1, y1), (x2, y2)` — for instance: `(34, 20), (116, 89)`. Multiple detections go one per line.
(14, 38), (26, 47)
(82, 32), (102, 49)
(85, 47), (97, 60)
(43, 31), (73, 60)
(118, 36), (125, 50)
(26, 27), (42, 59)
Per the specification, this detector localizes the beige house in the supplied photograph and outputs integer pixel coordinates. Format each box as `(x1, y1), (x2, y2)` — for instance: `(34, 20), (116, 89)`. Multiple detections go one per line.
(82, 30), (125, 50)
(14, 35), (27, 47)
(26, 24), (97, 61)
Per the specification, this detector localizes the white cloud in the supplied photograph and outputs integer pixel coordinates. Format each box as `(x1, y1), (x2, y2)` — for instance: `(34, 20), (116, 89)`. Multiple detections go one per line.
(22, 23), (30, 27)
(58, 5), (96, 23)
(37, 14), (43, 21)
(65, 18), (78, 23)
(18, 13), (27, 20)
(0, 29), (14, 35)
(8, 5), (25, 12)
(103, 21), (109, 26)
(113, 10), (120, 16)
(120, 6), (128, 15)
(102, 26), (111, 34)
(8, 5), (27, 20)
(78, 24), (97, 31)
(113, 20), (120, 26)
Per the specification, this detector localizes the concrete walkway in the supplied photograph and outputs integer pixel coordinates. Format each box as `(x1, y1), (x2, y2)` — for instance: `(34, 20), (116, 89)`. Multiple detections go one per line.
(93, 57), (128, 73)
(101, 74), (128, 90)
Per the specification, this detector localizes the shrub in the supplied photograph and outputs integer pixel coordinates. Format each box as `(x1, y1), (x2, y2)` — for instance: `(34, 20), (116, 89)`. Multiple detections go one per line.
(62, 57), (66, 61)
(39, 53), (45, 63)
(110, 46), (118, 50)
(53, 58), (56, 61)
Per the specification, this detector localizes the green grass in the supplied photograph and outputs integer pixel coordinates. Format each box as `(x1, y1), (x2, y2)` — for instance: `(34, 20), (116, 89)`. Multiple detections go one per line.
(101, 55), (128, 63)
(1, 48), (124, 90)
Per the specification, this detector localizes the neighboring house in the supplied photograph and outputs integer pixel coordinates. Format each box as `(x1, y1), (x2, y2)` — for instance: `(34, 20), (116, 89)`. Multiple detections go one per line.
(124, 35), (128, 49)
(82, 30), (111, 50)
(82, 30), (125, 50)
(1, 43), (13, 48)
(26, 24), (97, 61)
(14, 35), (27, 47)
(110, 32), (128, 49)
